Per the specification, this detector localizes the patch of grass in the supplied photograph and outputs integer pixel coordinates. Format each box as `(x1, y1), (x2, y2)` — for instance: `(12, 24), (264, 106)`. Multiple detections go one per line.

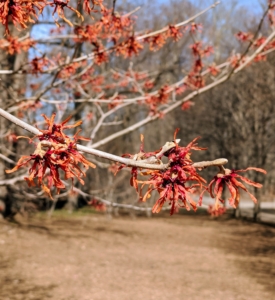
(37, 207), (100, 219)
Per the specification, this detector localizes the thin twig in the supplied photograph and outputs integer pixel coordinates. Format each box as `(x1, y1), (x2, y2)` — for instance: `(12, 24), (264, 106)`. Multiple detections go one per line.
(136, 1), (220, 41)
(0, 153), (16, 165)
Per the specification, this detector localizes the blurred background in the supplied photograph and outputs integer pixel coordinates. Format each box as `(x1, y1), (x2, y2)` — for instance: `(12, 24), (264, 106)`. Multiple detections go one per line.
(1, 0), (274, 220)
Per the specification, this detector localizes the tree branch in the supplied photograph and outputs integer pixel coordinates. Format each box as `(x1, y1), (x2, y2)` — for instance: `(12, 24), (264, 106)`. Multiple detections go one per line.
(0, 108), (228, 171)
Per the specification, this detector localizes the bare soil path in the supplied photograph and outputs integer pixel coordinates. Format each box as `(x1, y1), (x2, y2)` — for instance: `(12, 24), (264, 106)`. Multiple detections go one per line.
(0, 213), (274, 300)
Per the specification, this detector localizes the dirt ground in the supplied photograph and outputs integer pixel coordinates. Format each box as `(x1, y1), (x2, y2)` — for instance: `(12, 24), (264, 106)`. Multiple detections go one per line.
(0, 211), (274, 300)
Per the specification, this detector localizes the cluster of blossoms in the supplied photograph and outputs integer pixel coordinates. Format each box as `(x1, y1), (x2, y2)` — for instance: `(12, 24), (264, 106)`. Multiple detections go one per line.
(119, 130), (266, 215)
(199, 167), (266, 210)
(74, 10), (188, 63)
(0, 36), (35, 55)
(0, 0), (104, 35)
(0, 0), (46, 34)
(6, 114), (95, 199)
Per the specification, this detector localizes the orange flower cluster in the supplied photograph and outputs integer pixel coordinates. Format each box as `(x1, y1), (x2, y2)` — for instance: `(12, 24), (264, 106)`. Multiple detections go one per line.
(48, 0), (83, 27)
(6, 114), (95, 199)
(146, 85), (170, 115)
(115, 36), (144, 58)
(199, 167), (267, 210)
(184, 42), (215, 89)
(236, 31), (253, 42)
(74, 9), (133, 56)
(83, 0), (105, 15)
(30, 56), (53, 75)
(73, 9), (187, 65)
(0, 0), (106, 35)
(0, 36), (35, 54)
(143, 25), (184, 52)
(0, 0), (46, 35)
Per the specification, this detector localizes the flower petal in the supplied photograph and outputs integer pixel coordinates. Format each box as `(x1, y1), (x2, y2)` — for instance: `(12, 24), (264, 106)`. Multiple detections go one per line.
(235, 167), (266, 174)
(235, 174), (262, 188)
(226, 181), (236, 208)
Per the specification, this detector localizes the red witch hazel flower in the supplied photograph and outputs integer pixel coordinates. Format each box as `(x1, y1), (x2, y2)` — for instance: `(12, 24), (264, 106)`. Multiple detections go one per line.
(120, 129), (206, 215)
(199, 167), (267, 210)
(47, 0), (83, 27)
(0, 0), (46, 35)
(6, 113), (95, 199)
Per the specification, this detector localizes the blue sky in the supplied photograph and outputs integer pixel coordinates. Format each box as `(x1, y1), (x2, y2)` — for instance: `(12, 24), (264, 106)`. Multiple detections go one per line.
(235, 0), (265, 12)
(167, 0), (265, 13)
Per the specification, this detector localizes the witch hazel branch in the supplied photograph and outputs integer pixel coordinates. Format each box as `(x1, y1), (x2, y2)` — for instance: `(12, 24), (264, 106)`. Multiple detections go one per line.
(0, 108), (266, 215)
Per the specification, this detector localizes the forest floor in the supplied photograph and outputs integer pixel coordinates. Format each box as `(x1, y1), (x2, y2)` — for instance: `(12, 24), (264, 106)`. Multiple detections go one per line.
(0, 210), (274, 300)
